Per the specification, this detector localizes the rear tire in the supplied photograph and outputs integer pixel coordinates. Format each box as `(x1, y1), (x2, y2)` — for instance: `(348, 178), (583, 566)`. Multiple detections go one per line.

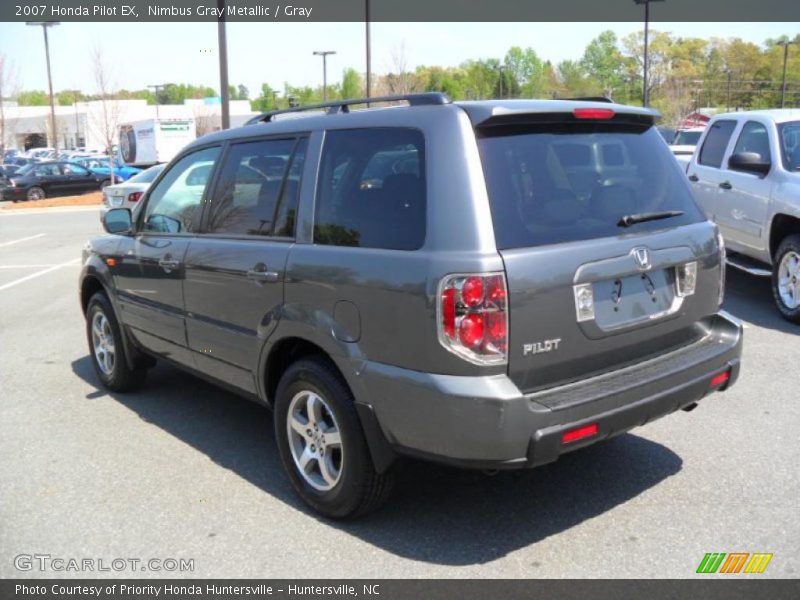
(26, 186), (45, 201)
(772, 234), (800, 324)
(85, 292), (147, 392)
(274, 357), (394, 519)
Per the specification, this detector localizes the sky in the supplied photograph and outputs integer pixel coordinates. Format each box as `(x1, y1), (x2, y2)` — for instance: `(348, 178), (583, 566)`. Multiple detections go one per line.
(0, 22), (798, 98)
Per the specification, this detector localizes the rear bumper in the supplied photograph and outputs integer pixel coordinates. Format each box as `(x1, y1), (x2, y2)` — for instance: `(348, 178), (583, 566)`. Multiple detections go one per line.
(0, 187), (26, 201)
(356, 311), (743, 469)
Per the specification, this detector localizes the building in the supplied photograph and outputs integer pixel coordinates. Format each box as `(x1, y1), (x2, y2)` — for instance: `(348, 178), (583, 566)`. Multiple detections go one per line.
(0, 98), (256, 152)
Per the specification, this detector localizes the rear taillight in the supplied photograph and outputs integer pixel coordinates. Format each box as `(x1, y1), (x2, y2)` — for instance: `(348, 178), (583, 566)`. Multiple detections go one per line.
(128, 191), (143, 202)
(438, 273), (508, 365)
(716, 230), (726, 306)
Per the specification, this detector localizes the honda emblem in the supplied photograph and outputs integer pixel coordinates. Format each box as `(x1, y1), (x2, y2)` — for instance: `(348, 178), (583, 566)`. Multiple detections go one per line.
(632, 247), (651, 271)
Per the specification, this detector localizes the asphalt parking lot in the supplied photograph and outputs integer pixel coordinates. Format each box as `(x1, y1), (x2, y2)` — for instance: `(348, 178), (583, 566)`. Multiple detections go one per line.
(0, 206), (798, 579)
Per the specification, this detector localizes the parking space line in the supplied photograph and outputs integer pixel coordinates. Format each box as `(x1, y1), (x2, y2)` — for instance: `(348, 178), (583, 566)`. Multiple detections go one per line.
(0, 264), (79, 269)
(0, 233), (46, 247)
(0, 258), (81, 292)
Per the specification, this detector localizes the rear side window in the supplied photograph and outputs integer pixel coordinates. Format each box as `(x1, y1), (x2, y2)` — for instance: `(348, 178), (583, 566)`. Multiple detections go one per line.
(314, 128), (426, 250)
(698, 120), (736, 168)
(478, 124), (704, 250)
(731, 121), (771, 163)
(207, 138), (306, 237)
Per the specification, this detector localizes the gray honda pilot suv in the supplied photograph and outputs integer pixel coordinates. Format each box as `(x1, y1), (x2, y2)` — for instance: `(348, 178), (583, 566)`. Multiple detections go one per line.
(81, 94), (743, 518)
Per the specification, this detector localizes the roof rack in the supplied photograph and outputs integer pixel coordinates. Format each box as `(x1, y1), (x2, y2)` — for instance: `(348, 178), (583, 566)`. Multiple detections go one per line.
(245, 92), (452, 125)
(564, 96), (614, 103)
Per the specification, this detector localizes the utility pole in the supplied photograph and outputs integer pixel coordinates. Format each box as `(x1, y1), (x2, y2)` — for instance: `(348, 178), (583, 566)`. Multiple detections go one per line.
(27, 21), (60, 159)
(778, 40), (796, 109)
(313, 51), (336, 103)
(726, 71), (732, 112)
(217, 0), (230, 129)
(498, 65), (506, 99)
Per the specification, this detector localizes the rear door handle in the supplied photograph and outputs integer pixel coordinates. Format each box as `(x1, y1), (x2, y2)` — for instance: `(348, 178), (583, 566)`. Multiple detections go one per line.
(688, 174), (699, 182)
(719, 181), (733, 190)
(247, 265), (279, 283)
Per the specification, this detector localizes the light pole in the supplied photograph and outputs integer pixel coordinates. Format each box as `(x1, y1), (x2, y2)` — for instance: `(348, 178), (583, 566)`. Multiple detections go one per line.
(217, 0), (230, 129)
(313, 51), (336, 103)
(147, 83), (168, 119)
(365, 0), (371, 99)
(726, 71), (732, 112)
(497, 65), (506, 99)
(778, 40), (796, 109)
(633, 0), (664, 108)
(27, 21), (60, 159)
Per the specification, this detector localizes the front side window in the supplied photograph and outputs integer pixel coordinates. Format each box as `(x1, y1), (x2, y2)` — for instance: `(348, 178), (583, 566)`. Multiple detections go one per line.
(206, 137), (305, 237)
(778, 121), (800, 171)
(698, 120), (736, 168)
(731, 121), (771, 165)
(314, 128), (426, 250)
(141, 146), (220, 234)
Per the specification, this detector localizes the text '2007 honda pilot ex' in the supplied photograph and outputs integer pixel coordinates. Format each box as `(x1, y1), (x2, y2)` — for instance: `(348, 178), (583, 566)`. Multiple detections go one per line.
(80, 94), (743, 518)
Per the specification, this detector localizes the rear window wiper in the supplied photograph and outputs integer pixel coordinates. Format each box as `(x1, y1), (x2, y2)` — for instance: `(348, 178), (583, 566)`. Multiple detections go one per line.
(617, 210), (684, 228)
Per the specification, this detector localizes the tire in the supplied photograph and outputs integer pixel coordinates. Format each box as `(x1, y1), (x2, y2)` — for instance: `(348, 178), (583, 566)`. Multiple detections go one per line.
(772, 234), (800, 324)
(100, 179), (112, 190)
(26, 186), (45, 201)
(274, 357), (394, 519)
(85, 292), (147, 392)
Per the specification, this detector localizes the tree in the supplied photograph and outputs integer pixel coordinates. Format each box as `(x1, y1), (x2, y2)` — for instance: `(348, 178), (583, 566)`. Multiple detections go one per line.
(505, 47), (543, 97)
(581, 31), (625, 99)
(385, 43), (421, 95)
(251, 83), (280, 112)
(16, 90), (49, 106)
(340, 68), (362, 99)
(89, 44), (122, 174)
(0, 53), (20, 153)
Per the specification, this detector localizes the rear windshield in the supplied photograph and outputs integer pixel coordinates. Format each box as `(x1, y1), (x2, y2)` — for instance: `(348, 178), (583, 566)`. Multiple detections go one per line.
(673, 130), (703, 145)
(477, 123), (704, 249)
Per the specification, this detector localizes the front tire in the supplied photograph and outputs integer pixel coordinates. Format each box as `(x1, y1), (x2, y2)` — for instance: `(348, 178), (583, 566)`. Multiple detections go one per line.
(274, 358), (394, 519)
(772, 234), (800, 324)
(86, 292), (147, 391)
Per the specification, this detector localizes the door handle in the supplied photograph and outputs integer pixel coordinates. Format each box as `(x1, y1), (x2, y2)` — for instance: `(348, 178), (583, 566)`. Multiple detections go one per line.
(719, 181), (733, 190)
(247, 265), (279, 283)
(688, 174), (699, 182)
(158, 258), (180, 270)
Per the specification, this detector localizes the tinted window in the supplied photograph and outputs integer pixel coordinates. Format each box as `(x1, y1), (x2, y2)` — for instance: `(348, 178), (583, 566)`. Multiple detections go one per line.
(141, 146), (220, 234)
(207, 137), (305, 237)
(478, 124), (704, 250)
(674, 130), (703, 145)
(698, 120), (736, 168)
(34, 164), (60, 176)
(731, 121), (771, 165)
(778, 121), (800, 171)
(314, 128), (426, 250)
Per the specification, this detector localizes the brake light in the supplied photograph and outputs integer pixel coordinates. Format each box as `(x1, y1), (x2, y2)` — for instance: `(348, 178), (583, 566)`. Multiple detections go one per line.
(562, 423), (598, 444)
(128, 191), (143, 202)
(573, 108), (615, 120)
(439, 273), (508, 365)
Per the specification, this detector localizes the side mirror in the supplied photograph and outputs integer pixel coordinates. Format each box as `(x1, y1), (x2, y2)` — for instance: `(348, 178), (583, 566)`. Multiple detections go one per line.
(102, 208), (133, 234)
(728, 152), (770, 176)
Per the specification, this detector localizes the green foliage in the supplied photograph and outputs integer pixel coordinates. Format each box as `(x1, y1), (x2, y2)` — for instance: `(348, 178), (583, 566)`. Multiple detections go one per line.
(340, 68), (363, 99)
(17, 90), (49, 106)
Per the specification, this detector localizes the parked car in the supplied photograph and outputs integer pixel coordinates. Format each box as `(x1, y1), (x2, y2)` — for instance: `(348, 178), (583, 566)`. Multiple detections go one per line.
(686, 109), (800, 322)
(0, 161), (120, 201)
(5, 156), (34, 169)
(74, 156), (142, 181)
(27, 148), (54, 161)
(657, 126), (677, 144)
(670, 127), (706, 168)
(81, 94), (742, 518)
(100, 163), (165, 217)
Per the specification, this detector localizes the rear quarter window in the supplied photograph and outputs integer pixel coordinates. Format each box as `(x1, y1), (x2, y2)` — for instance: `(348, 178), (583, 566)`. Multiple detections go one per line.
(314, 128), (426, 251)
(477, 123), (704, 250)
